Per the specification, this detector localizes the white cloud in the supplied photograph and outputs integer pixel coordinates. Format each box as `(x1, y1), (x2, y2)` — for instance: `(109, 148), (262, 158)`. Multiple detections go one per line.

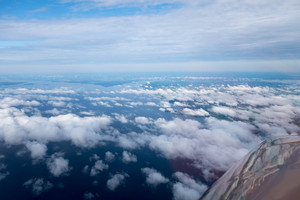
(25, 141), (47, 159)
(23, 178), (53, 196)
(80, 111), (95, 116)
(122, 151), (137, 163)
(106, 173), (129, 191)
(114, 113), (128, 123)
(181, 108), (209, 117)
(211, 106), (236, 117)
(46, 153), (71, 177)
(0, 97), (40, 108)
(89, 154), (100, 161)
(0, 171), (9, 181)
(4, 88), (75, 95)
(145, 102), (158, 106)
(105, 151), (115, 162)
(84, 192), (95, 200)
(149, 117), (257, 171)
(172, 172), (207, 200)
(90, 160), (108, 176)
(0, 108), (113, 148)
(86, 97), (130, 102)
(83, 165), (89, 174)
(95, 101), (111, 107)
(0, 84), (298, 189)
(2, 0), (300, 72)
(174, 101), (189, 107)
(135, 116), (152, 124)
(45, 108), (62, 115)
(48, 100), (66, 107)
(141, 168), (169, 187)
(0, 163), (9, 181)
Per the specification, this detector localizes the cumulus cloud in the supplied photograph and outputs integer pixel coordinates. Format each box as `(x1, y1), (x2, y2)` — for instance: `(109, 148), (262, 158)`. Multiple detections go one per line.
(0, 171), (9, 181)
(145, 102), (158, 106)
(84, 192), (96, 199)
(105, 151), (115, 162)
(174, 101), (189, 107)
(46, 153), (71, 177)
(45, 108), (62, 115)
(90, 154), (100, 161)
(80, 111), (95, 116)
(211, 106), (236, 117)
(135, 116), (152, 124)
(90, 160), (109, 176)
(0, 97), (40, 108)
(172, 172), (207, 200)
(23, 178), (53, 196)
(48, 100), (66, 107)
(0, 163), (9, 181)
(148, 117), (257, 172)
(122, 151), (137, 163)
(0, 108), (112, 148)
(106, 173), (129, 191)
(114, 113), (128, 123)
(141, 168), (169, 187)
(181, 108), (209, 117)
(25, 141), (47, 159)
(0, 83), (298, 191)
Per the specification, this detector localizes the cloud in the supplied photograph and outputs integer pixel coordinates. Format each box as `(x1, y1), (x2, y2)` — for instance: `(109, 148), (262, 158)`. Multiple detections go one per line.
(122, 151), (137, 163)
(0, 97), (40, 108)
(0, 108), (112, 148)
(0, 83), (298, 189)
(90, 160), (109, 176)
(117, 133), (145, 149)
(80, 111), (95, 116)
(45, 108), (62, 115)
(172, 172), (207, 200)
(93, 101), (112, 107)
(145, 102), (158, 106)
(105, 151), (115, 162)
(135, 116), (152, 124)
(86, 97), (130, 102)
(174, 101), (189, 107)
(48, 100), (66, 107)
(0, 163), (9, 181)
(2, 0), (300, 71)
(141, 168), (169, 187)
(23, 178), (53, 196)
(84, 192), (97, 200)
(0, 171), (9, 181)
(106, 173), (129, 191)
(113, 113), (128, 123)
(148, 117), (257, 172)
(46, 153), (71, 177)
(3, 88), (75, 95)
(211, 106), (236, 117)
(181, 108), (209, 117)
(25, 141), (47, 159)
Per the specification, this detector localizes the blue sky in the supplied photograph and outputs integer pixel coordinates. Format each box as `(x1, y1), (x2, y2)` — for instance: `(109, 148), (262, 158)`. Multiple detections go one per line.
(0, 0), (300, 72)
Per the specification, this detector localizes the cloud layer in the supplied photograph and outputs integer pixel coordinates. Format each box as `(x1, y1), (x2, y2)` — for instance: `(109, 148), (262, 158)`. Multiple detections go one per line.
(1, 0), (300, 71)
(0, 76), (298, 200)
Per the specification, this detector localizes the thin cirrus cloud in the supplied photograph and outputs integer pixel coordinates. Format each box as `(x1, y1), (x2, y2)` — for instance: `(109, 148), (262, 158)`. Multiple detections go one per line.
(0, 0), (300, 72)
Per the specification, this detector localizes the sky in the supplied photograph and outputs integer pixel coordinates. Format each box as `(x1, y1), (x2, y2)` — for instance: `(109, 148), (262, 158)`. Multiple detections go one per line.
(0, 0), (300, 72)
